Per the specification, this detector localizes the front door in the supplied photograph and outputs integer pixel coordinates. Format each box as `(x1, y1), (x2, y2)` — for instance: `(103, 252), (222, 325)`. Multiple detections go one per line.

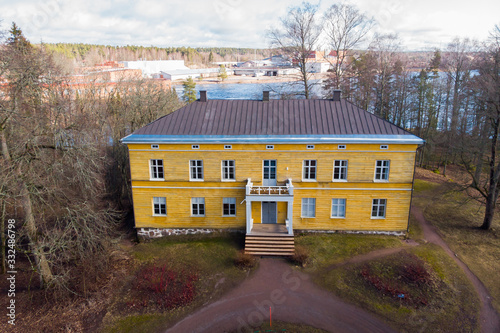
(262, 201), (277, 224)
(263, 160), (277, 186)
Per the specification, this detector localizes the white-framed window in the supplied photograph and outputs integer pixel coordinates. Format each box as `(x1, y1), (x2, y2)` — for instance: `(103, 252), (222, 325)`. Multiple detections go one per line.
(307, 145), (315, 149)
(192, 145), (199, 149)
(371, 199), (386, 218)
(331, 198), (346, 218)
(301, 198), (316, 217)
(150, 159), (164, 179)
(222, 160), (235, 180)
(375, 160), (390, 181)
(338, 145), (346, 149)
(266, 145), (274, 150)
(153, 197), (167, 216)
(151, 144), (159, 149)
(190, 160), (204, 180)
(224, 145), (232, 149)
(380, 145), (389, 149)
(191, 197), (205, 216)
(333, 160), (348, 181)
(223, 197), (236, 216)
(303, 160), (317, 180)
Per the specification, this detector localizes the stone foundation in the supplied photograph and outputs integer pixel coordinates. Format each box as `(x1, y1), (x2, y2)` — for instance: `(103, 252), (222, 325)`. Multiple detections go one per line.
(137, 227), (404, 240)
(295, 229), (406, 236)
(136, 227), (244, 240)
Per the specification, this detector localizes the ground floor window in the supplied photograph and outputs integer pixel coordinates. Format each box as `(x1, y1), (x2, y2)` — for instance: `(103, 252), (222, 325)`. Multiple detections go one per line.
(301, 198), (316, 217)
(192, 197), (205, 216)
(223, 197), (236, 216)
(331, 198), (346, 218)
(371, 199), (386, 218)
(153, 197), (166, 216)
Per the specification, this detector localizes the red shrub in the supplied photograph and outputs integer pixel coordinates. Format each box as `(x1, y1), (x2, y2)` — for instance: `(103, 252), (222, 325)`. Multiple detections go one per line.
(133, 264), (198, 310)
(398, 255), (432, 286)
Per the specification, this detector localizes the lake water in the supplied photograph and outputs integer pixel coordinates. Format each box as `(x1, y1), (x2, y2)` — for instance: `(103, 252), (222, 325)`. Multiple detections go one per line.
(173, 80), (324, 100)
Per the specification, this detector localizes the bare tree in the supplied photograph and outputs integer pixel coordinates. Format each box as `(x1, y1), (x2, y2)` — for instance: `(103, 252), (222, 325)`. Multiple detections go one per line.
(464, 25), (500, 230)
(370, 33), (402, 120)
(267, 2), (322, 99)
(323, 2), (374, 91)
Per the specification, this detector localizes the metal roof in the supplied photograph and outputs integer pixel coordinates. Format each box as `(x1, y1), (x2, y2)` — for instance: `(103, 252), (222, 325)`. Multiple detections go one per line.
(122, 99), (424, 144)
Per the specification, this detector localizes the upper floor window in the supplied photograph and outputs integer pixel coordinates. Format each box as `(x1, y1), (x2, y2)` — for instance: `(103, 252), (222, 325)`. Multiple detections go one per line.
(190, 160), (204, 180)
(224, 145), (232, 149)
(222, 160), (235, 180)
(371, 199), (386, 218)
(333, 160), (348, 181)
(150, 159), (164, 179)
(191, 197), (205, 216)
(380, 145), (389, 149)
(375, 160), (390, 181)
(338, 145), (346, 149)
(151, 144), (159, 149)
(153, 197), (167, 216)
(192, 145), (199, 149)
(223, 197), (236, 216)
(301, 198), (316, 217)
(331, 198), (346, 218)
(266, 145), (274, 150)
(303, 160), (317, 180)
(307, 145), (315, 149)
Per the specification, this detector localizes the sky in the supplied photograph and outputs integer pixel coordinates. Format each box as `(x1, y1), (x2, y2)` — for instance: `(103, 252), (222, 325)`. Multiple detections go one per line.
(0, 0), (498, 51)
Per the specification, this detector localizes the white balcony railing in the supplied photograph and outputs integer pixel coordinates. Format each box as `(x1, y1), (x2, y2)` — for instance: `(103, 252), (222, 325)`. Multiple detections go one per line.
(246, 178), (293, 196)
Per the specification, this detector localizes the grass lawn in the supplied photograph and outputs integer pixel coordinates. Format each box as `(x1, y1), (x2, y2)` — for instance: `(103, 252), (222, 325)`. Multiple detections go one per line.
(295, 233), (405, 271)
(101, 233), (253, 333)
(412, 178), (500, 313)
(319, 244), (479, 332)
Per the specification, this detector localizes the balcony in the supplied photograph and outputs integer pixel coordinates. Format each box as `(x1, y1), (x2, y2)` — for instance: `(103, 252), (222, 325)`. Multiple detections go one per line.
(245, 178), (294, 196)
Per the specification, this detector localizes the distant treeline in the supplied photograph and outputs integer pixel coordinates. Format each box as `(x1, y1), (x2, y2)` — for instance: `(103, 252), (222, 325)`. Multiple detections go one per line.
(42, 43), (272, 66)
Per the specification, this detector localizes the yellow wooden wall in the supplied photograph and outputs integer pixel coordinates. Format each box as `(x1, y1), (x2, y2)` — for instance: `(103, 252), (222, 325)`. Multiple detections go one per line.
(128, 143), (417, 232)
(128, 143), (417, 183)
(292, 189), (411, 231)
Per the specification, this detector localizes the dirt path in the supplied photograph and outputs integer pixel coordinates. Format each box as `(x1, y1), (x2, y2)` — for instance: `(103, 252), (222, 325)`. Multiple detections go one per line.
(412, 205), (500, 333)
(166, 258), (397, 333)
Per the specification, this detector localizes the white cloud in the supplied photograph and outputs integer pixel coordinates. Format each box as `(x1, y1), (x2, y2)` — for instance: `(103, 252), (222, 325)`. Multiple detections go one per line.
(0, 0), (498, 49)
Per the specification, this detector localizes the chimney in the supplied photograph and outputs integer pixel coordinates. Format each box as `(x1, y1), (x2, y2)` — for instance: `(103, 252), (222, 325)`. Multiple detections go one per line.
(263, 91), (270, 102)
(332, 89), (341, 101)
(200, 90), (207, 102)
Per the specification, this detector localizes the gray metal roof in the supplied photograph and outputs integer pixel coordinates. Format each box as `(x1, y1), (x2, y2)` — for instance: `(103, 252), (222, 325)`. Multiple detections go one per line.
(122, 99), (423, 144)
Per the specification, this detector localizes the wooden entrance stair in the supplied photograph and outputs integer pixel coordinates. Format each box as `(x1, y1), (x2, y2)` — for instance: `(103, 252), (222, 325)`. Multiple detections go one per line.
(244, 234), (295, 256)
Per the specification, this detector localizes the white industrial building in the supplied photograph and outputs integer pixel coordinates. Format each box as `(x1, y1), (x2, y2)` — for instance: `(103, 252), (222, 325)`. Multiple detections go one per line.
(120, 60), (189, 77)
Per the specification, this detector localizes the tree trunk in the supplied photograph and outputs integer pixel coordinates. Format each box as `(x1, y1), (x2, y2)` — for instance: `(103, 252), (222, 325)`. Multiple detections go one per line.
(19, 177), (54, 286)
(482, 185), (498, 230)
(2, 130), (54, 286)
(1, 130), (10, 160)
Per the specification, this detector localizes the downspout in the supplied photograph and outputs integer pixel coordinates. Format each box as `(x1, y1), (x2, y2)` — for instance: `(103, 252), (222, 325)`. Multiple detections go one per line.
(407, 142), (426, 234)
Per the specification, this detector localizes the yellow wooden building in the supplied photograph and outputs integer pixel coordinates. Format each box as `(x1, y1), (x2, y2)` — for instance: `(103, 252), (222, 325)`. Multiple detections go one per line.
(122, 90), (423, 251)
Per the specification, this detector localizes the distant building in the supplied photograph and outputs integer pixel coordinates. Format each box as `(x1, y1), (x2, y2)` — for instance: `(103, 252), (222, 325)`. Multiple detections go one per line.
(263, 55), (292, 67)
(158, 68), (221, 81)
(120, 60), (189, 77)
(305, 61), (331, 73)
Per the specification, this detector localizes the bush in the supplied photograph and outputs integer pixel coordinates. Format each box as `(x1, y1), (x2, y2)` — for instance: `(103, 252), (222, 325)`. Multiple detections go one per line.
(399, 254), (433, 286)
(234, 251), (257, 269)
(359, 252), (434, 307)
(130, 264), (198, 310)
(289, 245), (309, 267)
